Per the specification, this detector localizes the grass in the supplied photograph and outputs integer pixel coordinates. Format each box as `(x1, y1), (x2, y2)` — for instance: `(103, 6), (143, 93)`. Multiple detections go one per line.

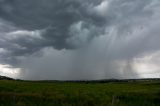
(0, 80), (160, 106)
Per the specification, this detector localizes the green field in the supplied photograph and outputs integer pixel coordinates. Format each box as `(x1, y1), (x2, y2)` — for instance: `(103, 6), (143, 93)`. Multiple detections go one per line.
(0, 80), (160, 106)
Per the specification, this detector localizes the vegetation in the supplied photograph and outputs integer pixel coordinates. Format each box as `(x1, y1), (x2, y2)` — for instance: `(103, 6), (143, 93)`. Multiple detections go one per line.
(0, 79), (160, 106)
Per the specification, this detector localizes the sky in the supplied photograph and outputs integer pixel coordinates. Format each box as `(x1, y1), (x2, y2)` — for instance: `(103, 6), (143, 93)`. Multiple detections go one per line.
(0, 0), (160, 80)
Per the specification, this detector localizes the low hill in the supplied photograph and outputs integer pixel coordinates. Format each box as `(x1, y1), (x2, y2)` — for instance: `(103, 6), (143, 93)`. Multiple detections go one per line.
(0, 75), (14, 80)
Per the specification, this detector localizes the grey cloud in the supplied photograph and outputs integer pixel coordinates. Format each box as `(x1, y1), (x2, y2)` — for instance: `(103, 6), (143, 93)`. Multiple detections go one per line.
(0, 0), (160, 79)
(0, 0), (105, 50)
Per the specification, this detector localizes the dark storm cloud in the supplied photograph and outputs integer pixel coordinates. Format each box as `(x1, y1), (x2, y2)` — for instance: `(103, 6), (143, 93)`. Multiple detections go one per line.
(0, 0), (107, 66)
(0, 0), (160, 79)
(0, 0), (105, 51)
(0, 0), (154, 56)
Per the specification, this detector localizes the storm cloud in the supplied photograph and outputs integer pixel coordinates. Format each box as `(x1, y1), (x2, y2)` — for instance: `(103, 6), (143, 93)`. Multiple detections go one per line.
(0, 0), (160, 80)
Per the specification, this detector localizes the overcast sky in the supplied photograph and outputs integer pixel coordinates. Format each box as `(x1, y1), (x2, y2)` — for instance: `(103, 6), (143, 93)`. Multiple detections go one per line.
(0, 0), (160, 80)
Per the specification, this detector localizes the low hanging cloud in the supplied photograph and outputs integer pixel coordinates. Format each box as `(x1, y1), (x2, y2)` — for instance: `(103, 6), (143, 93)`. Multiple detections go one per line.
(0, 0), (160, 80)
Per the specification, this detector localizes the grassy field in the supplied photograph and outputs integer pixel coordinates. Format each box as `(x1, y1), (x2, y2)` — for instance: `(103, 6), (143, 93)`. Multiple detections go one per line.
(0, 80), (160, 106)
